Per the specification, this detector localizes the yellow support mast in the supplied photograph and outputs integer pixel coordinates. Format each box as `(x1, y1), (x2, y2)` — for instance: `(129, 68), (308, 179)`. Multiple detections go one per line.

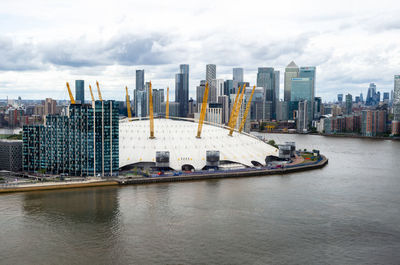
(149, 81), (155, 139)
(89, 85), (95, 103)
(227, 85), (242, 128)
(125, 86), (132, 119)
(229, 83), (246, 136)
(238, 85), (256, 133)
(196, 82), (210, 138)
(96, 81), (103, 101)
(66, 82), (75, 104)
(166, 87), (169, 119)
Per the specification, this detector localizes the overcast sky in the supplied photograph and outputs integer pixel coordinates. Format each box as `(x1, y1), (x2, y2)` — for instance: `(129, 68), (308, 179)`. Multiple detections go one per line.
(1, 0), (399, 102)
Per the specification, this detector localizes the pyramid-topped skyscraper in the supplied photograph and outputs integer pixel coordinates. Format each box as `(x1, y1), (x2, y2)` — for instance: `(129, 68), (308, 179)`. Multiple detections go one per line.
(284, 61), (299, 101)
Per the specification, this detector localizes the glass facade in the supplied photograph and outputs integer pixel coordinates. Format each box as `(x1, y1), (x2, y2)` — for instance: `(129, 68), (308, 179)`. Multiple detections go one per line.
(22, 100), (119, 177)
(75, 80), (85, 103)
(291, 78), (313, 120)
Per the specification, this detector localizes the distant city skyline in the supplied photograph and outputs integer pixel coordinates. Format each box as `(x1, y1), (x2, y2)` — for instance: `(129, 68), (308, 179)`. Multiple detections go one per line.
(0, 0), (399, 101)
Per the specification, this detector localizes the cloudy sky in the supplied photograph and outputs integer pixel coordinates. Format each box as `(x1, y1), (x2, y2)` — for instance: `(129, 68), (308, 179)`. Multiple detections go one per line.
(1, 0), (399, 102)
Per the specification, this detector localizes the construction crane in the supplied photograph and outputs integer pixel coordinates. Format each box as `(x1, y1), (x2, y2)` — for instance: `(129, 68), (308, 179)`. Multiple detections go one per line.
(196, 82), (209, 138)
(66, 82), (75, 104)
(229, 83), (246, 136)
(149, 81), (155, 139)
(227, 85), (242, 129)
(96, 81), (103, 101)
(125, 86), (132, 119)
(165, 87), (169, 119)
(89, 85), (95, 104)
(238, 86), (256, 133)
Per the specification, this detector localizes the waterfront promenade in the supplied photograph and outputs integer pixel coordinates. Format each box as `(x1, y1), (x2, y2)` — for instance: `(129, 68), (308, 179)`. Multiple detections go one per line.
(0, 155), (328, 194)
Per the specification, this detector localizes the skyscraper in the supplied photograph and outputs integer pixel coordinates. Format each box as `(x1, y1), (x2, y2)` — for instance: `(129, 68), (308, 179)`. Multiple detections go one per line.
(134, 69), (146, 117)
(206, 64), (216, 84)
(284, 61), (299, 102)
(291, 78), (313, 122)
(393, 75), (400, 135)
(233, 68), (244, 83)
(210, 79), (224, 103)
(338, 94), (343, 104)
(175, 64), (189, 117)
(345, 94), (352, 115)
(75, 80), (84, 103)
(366, 83), (377, 105)
(136, 70), (145, 91)
(299, 66), (316, 118)
(257, 67), (276, 120)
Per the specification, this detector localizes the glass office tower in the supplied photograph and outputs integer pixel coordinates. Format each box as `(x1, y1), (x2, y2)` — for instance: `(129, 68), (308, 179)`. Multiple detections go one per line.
(75, 80), (85, 103)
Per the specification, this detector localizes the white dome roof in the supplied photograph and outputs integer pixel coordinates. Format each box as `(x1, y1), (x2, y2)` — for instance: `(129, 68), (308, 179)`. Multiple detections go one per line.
(119, 118), (278, 170)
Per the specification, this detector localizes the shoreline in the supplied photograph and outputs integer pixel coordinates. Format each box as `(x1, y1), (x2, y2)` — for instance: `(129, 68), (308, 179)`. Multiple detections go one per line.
(0, 156), (328, 194)
(255, 131), (400, 141)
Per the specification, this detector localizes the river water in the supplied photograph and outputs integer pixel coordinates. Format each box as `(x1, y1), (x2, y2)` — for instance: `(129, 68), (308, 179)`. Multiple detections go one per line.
(1, 134), (400, 265)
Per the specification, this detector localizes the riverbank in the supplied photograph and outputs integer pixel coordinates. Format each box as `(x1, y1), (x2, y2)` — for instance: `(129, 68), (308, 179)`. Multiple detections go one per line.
(0, 179), (118, 194)
(0, 155), (328, 194)
(253, 131), (400, 141)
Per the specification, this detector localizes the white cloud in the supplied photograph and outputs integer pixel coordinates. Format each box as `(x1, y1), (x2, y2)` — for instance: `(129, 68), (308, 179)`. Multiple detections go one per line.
(0, 0), (399, 101)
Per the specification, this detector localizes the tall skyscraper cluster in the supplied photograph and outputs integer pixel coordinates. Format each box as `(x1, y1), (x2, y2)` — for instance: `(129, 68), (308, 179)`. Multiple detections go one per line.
(130, 62), (320, 133)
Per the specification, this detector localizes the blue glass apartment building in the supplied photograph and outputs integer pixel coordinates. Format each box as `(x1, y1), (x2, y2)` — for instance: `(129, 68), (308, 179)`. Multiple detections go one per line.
(22, 100), (119, 177)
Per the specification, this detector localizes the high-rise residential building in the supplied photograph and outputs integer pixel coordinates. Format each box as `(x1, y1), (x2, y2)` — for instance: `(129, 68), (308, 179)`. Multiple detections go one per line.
(284, 61), (299, 102)
(196, 80), (206, 113)
(188, 98), (195, 117)
(152, 89), (165, 115)
(22, 101), (119, 176)
(394, 75), (400, 121)
(257, 67), (277, 119)
(233, 68), (244, 83)
(393, 75), (400, 135)
(161, 102), (180, 117)
(291, 78), (313, 122)
(206, 64), (216, 84)
(297, 100), (309, 133)
(249, 88), (265, 121)
(345, 94), (352, 115)
(218, 95), (229, 124)
(274, 70), (280, 102)
(134, 69), (146, 117)
(314, 97), (322, 119)
(44, 98), (57, 116)
(338, 94), (343, 104)
(224, 80), (234, 96)
(210, 79), (224, 103)
(276, 101), (289, 121)
(75, 80), (84, 103)
(175, 64), (189, 117)
(136, 70), (145, 91)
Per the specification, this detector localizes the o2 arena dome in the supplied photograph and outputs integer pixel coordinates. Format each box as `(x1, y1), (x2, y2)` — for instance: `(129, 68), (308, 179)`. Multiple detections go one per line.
(119, 118), (278, 171)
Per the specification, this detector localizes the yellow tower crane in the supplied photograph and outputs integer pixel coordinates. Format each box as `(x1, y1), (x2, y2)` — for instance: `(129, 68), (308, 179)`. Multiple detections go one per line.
(66, 82), (75, 104)
(149, 81), (155, 139)
(196, 82), (210, 138)
(227, 85), (242, 129)
(238, 86), (256, 133)
(229, 83), (246, 136)
(89, 85), (95, 104)
(165, 87), (170, 119)
(125, 86), (132, 119)
(96, 81), (103, 101)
